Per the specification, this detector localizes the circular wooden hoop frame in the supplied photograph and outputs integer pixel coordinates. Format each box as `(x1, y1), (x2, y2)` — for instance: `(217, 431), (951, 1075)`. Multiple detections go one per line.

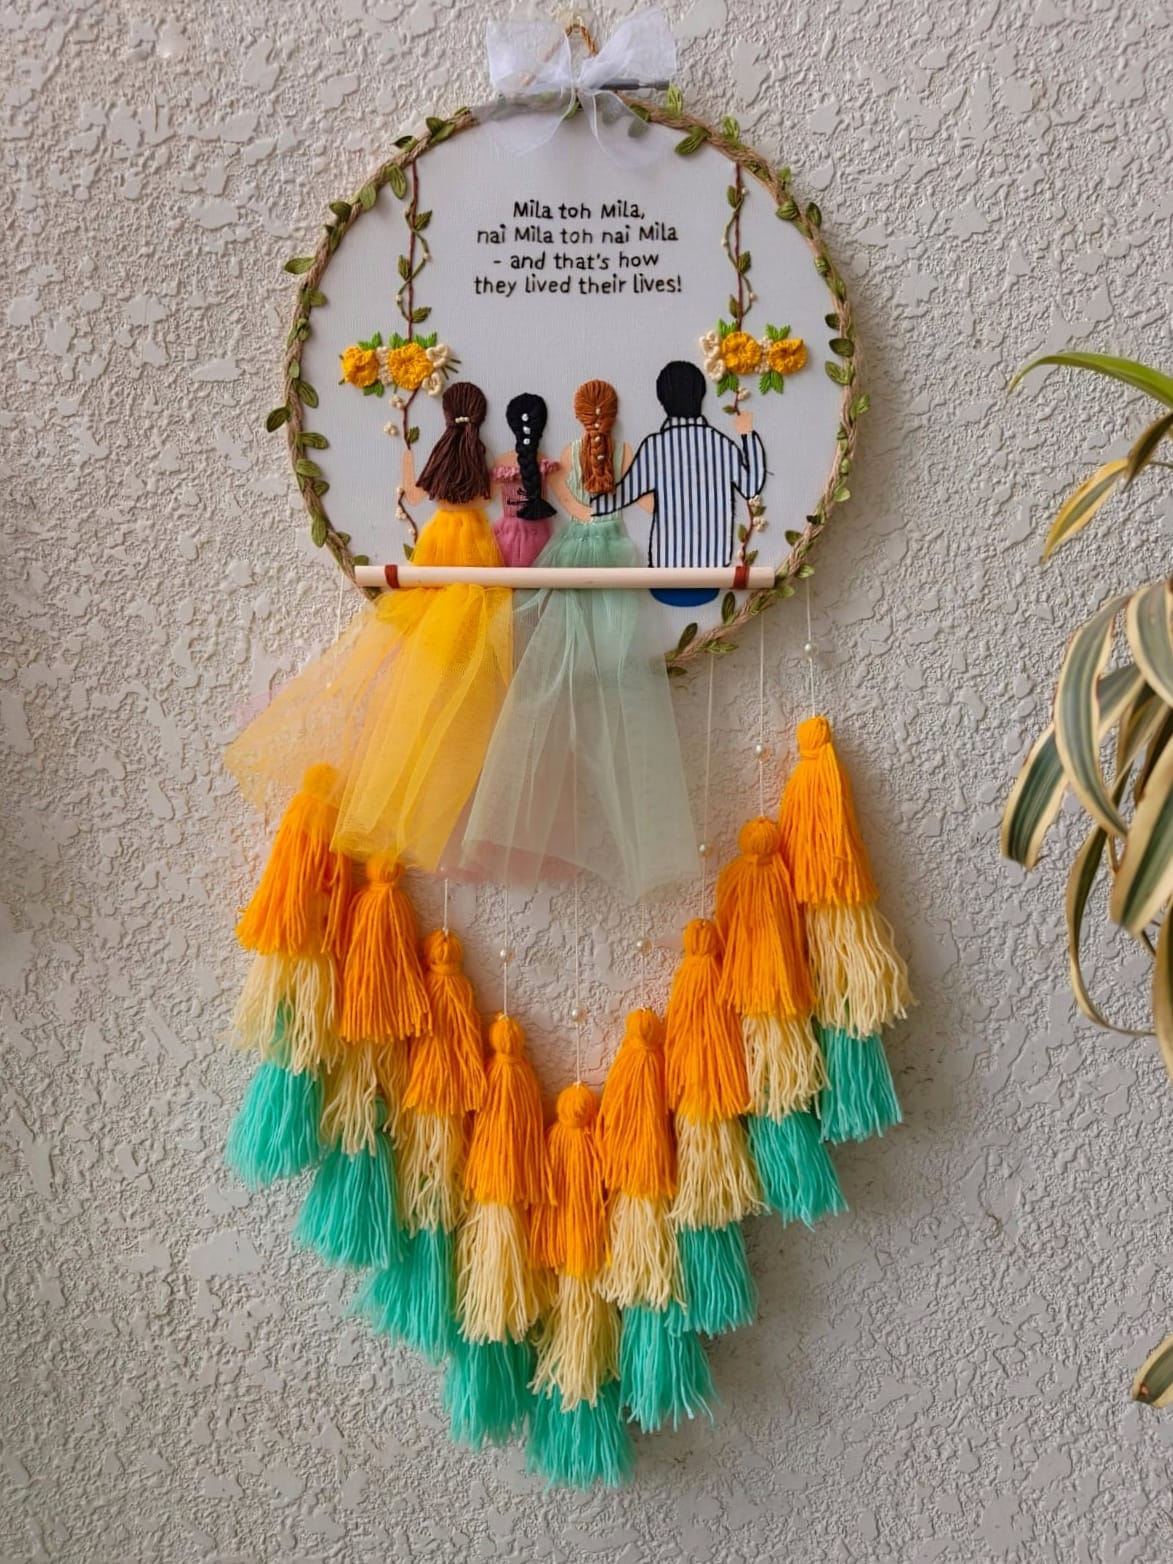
(273, 101), (866, 673)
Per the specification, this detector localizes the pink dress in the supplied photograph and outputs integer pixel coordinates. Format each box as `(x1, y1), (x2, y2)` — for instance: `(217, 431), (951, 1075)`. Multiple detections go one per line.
(492, 457), (559, 567)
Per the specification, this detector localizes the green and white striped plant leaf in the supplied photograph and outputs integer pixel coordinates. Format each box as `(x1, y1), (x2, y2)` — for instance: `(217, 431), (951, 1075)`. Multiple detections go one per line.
(1133, 1332), (1173, 1406)
(1110, 735), (1173, 934)
(1125, 410), (1173, 485)
(1154, 905), (1173, 1085)
(1010, 352), (1173, 408)
(1041, 459), (1127, 561)
(1001, 664), (1142, 868)
(1053, 597), (1134, 837)
(1125, 579), (1173, 709)
(1117, 687), (1164, 777)
(1134, 709), (1173, 806)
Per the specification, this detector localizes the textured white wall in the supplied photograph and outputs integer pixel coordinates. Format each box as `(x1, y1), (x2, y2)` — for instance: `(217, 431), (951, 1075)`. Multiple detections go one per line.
(4, 2), (1173, 1560)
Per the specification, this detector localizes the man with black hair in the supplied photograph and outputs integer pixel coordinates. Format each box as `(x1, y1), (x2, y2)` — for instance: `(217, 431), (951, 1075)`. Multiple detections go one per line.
(591, 360), (767, 601)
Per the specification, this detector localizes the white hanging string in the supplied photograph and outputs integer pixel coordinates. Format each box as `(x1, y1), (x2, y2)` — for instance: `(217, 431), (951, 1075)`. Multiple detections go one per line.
(334, 569), (346, 640)
(501, 886), (511, 1016)
(698, 652), (716, 917)
(805, 577), (817, 716)
(442, 875), (450, 936)
(757, 610), (767, 816)
(573, 876), (583, 1084)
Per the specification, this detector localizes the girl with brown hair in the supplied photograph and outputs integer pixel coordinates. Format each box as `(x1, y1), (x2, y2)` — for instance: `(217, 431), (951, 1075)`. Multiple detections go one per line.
(226, 380), (511, 873)
(461, 380), (695, 902)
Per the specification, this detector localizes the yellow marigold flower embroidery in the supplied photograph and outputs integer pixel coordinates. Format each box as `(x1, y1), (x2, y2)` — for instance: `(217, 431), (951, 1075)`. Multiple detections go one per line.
(385, 340), (434, 392)
(765, 337), (807, 376)
(719, 330), (762, 376)
(340, 346), (379, 388)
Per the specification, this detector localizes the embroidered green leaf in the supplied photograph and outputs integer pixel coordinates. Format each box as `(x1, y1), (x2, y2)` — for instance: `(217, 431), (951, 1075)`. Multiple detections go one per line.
(721, 591), (737, 624)
(824, 361), (852, 386)
(299, 380), (319, 408)
(814, 255), (830, 276)
(388, 165), (408, 199)
(850, 393), (871, 417)
(785, 529), (802, 545)
(329, 200), (352, 220)
(759, 373), (772, 395)
(771, 371), (786, 393)
(265, 405), (290, 432)
(357, 184), (377, 211)
(299, 431), (329, 449)
(776, 200), (799, 221)
(666, 84), (684, 115)
(727, 184), (742, 208)
(737, 251), (752, 273)
(427, 118), (456, 144)
(352, 554), (370, 567)
(777, 165), (791, 185)
(310, 514), (328, 547)
(721, 115), (740, 142)
(411, 306), (431, 323)
(830, 274), (847, 299)
(717, 318), (732, 337)
(705, 638), (736, 656)
(745, 548), (759, 564)
(833, 484), (851, 503)
(295, 458), (322, 479)
(797, 563), (815, 578)
(288, 360), (300, 379)
(737, 524), (749, 543)
(824, 312), (840, 328)
(418, 331), (437, 348)
(414, 209), (432, 232)
(361, 381), (381, 397)
(676, 622), (698, 652)
(829, 336), (854, 357)
(675, 127), (707, 155)
(311, 479), (329, 496)
(389, 332), (405, 348)
(397, 255), (411, 281)
(284, 256), (314, 274)
(406, 426), (420, 446)
(805, 202), (823, 228)
(717, 372), (738, 395)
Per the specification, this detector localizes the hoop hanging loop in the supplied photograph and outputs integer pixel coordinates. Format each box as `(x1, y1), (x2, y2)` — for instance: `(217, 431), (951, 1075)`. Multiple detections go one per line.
(564, 18), (600, 55)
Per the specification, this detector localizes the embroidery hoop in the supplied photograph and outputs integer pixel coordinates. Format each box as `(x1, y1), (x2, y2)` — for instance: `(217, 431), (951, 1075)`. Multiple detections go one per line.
(271, 79), (863, 672)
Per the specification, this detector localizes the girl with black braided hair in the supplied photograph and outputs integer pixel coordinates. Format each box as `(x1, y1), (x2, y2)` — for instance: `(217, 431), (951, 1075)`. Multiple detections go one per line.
(491, 393), (559, 567)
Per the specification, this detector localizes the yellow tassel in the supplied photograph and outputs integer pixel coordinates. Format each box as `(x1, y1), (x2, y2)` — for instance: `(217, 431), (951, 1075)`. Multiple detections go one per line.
(338, 855), (429, 1044)
(235, 764), (351, 958)
(597, 1009), (675, 1201)
(404, 929), (486, 1117)
(399, 1109), (466, 1233)
(456, 1201), (543, 1343)
(463, 1014), (545, 1209)
(531, 1084), (607, 1280)
(670, 1116), (762, 1230)
(316, 1039), (407, 1155)
(532, 1273), (621, 1410)
(778, 716), (878, 907)
(743, 1013), (826, 1120)
(716, 816), (813, 1020)
(599, 1194), (677, 1310)
(806, 902), (912, 1038)
(664, 920), (749, 1121)
(233, 951), (338, 1073)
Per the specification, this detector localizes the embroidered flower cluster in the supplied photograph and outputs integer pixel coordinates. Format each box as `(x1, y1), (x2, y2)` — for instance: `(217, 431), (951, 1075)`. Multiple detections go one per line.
(340, 331), (457, 404)
(700, 321), (808, 397)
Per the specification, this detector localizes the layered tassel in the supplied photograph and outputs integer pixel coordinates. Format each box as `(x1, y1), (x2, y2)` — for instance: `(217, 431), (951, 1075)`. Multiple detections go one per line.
(235, 763), (350, 959)
(292, 1127), (403, 1270)
(620, 1301), (715, 1433)
(526, 1380), (634, 1490)
(338, 855), (429, 1045)
(224, 1010), (324, 1187)
(664, 919), (750, 1121)
(445, 1013), (544, 1448)
(778, 716), (911, 1142)
(747, 1110), (845, 1226)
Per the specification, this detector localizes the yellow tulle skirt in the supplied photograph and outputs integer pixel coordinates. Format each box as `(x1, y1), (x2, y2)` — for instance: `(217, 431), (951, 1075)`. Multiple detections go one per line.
(225, 506), (510, 871)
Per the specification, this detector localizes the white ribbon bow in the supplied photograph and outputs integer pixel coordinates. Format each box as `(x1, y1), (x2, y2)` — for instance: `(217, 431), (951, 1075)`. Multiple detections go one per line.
(479, 10), (677, 167)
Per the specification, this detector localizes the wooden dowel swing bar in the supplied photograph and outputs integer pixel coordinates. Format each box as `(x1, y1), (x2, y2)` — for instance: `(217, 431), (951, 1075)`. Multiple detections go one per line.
(354, 563), (776, 591)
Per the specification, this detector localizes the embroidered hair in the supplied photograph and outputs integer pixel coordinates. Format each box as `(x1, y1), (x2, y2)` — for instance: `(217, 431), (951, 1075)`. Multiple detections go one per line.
(505, 393), (557, 522)
(655, 360), (707, 419)
(573, 379), (619, 497)
(417, 381), (491, 504)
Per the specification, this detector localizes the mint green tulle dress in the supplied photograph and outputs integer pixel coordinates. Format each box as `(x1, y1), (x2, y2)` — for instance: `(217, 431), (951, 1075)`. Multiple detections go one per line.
(460, 442), (697, 901)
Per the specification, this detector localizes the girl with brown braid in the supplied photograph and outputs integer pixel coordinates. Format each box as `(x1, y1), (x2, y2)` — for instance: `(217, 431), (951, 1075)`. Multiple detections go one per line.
(461, 379), (695, 902)
(226, 379), (512, 874)
(491, 393), (560, 566)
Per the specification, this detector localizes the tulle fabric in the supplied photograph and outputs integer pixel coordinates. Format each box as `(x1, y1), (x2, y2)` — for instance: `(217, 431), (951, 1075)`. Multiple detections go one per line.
(460, 516), (695, 901)
(225, 506), (511, 872)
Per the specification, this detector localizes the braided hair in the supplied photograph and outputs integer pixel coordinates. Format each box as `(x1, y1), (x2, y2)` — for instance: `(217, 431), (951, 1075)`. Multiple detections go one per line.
(417, 381), (491, 504)
(505, 393), (556, 522)
(572, 379), (619, 496)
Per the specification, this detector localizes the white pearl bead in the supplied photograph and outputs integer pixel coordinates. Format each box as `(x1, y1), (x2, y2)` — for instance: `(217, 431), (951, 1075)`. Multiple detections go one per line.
(754, 741), (773, 761)
(570, 1004), (587, 1025)
(803, 641), (816, 657)
(635, 936), (652, 956)
(498, 946), (514, 965)
(697, 842), (712, 858)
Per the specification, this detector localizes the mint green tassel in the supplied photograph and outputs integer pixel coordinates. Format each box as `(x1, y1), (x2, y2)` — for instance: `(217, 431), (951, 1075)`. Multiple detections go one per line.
(620, 1302), (714, 1433)
(444, 1335), (535, 1449)
(224, 1059), (323, 1187)
(748, 1111), (846, 1227)
(352, 1227), (455, 1363)
(818, 1026), (902, 1143)
(293, 1133), (402, 1270)
(526, 1381), (634, 1489)
(677, 1222), (756, 1336)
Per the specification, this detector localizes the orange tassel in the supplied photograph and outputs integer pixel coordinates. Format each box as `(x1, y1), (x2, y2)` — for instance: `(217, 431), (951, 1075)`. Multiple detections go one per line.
(532, 1084), (607, 1279)
(404, 929), (486, 1117)
(664, 919), (749, 1121)
(715, 816), (813, 1019)
(236, 764), (351, 957)
(463, 1014), (545, 1209)
(597, 1010), (675, 1200)
(338, 855), (429, 1044)
(778, 716), (878, 908)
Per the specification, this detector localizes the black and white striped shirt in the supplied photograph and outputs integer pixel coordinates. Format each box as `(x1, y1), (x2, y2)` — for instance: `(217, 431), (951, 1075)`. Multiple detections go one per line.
(592, 417), (768, 568)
